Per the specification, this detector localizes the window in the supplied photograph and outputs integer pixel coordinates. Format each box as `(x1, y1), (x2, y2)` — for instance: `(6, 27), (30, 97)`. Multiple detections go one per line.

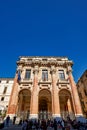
(25, 70), (31, 79)
(42, 70), (48, 81)
(1, 97), (4, 101)
(58, 70), (65, 80)
(6, 105), (8, 108)
(3, 87), (7, 94)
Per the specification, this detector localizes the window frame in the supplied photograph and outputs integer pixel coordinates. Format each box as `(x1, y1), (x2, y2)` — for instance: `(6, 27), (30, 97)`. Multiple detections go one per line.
(1, 97), (4, 101)
(42, 70), (48, 81)
(58, 70), (65, 80)
(3, 86), (7, 94)
(25, 69), (31, 80)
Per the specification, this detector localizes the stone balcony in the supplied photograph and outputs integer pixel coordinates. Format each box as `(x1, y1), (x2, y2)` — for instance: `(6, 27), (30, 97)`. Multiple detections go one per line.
(57, 79), (70, 85)
(38, 79), (52, 85)
(19, 79), (33, 84)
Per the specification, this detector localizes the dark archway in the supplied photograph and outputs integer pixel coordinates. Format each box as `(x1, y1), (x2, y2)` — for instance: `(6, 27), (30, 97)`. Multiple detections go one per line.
(17, 89), (31, 119)
(38, 89), (52, 120)
(59, 89), (75, 120)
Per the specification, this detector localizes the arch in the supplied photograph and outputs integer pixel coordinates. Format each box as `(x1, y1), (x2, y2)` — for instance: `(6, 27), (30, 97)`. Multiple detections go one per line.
(59, 89), (75, 120)
(38, 89), (52, 120)
(17, 89), (31, 120)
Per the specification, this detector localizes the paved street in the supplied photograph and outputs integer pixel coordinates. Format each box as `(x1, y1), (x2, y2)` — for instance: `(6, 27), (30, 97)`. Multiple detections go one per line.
(2, 125), (22, 130)
(1, 125), (76, 130)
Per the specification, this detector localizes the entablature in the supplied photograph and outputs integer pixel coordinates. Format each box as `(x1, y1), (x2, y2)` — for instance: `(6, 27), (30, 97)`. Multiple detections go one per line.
(17, 56), (73, 68)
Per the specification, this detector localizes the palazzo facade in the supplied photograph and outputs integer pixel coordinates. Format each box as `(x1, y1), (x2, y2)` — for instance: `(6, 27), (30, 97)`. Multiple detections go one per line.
(7, 56), (83, 121)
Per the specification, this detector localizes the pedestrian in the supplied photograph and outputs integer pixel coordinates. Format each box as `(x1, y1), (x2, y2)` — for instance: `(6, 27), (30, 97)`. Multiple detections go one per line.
(22, 119), (28, 130)
(61, 120), (65, 130)
(13, 115), (16, 125)
(5, 115), (10, 127)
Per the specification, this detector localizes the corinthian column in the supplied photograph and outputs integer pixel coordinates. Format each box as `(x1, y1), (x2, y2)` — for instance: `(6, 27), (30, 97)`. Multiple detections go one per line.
(7, 73), (18, 119)
(67, 66), (83, 117)
(51, 66), (60, 120)
(29, 66), (39, 120)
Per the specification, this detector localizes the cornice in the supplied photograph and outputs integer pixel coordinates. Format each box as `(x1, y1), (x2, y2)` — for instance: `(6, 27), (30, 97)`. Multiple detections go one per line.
(17, 60), (73, 67)
(19, 56), (68, 59)
(17, 57), (73, 69)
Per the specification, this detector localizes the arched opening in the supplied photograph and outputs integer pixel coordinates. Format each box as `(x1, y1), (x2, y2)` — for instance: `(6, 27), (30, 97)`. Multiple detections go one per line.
(59, 89), (75, 121)
(17, 89), (31, 120)
(38, 89), (52, 120)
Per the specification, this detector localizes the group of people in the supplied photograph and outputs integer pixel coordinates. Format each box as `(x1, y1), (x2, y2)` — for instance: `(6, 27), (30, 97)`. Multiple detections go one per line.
(4, 115), (16, 127)
(20, 119), (65, 130)
(2, 115), (87, 130)
(20, 118), (87, 130)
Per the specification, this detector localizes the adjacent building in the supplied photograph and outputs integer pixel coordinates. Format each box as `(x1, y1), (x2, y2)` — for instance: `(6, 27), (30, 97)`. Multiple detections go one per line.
(0, 78), (13, 115)
(6, 56), (83, 121)
(77, 70), (87, 118)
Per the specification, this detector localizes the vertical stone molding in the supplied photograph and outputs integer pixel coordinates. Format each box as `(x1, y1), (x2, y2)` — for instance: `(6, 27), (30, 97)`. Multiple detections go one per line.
(67, 66), (83, 116)
(30, 66), (39, 119)
(67, 98), (72, 113)
(51, 66), (60, 118)
(7, 74), (18, 117)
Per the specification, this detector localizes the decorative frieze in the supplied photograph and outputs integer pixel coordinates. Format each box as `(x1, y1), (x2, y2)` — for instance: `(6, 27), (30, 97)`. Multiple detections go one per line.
(17, 57), (73, 68)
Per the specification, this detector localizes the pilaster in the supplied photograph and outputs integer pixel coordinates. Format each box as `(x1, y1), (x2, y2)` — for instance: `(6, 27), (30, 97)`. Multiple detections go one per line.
(7, 73), (18, 119)
(51, 66), (60, 119)
(29, 66), (39, 119)
(67, 66), (83, 116)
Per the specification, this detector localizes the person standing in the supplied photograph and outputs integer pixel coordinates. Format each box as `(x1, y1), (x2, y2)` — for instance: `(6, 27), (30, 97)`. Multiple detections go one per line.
(13, 116), (16, 125)
(5, 115), (10, 127)
(22, 119), (28, 130)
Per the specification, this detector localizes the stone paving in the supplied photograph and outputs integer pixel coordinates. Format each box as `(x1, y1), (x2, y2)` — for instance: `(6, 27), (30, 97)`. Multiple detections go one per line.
(2, 125), (22, 130)
(1, 125), (75, 130)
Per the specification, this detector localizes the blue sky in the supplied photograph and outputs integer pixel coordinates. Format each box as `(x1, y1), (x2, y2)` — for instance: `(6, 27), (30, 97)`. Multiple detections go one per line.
(0, 0), (87, 82)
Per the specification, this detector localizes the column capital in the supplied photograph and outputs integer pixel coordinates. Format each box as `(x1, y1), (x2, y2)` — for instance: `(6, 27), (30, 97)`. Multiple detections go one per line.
(16, 67), (22, 74)
(33, 66), (39, 74)
(67, 66), (72, 75)
(50, 66), (56, 74)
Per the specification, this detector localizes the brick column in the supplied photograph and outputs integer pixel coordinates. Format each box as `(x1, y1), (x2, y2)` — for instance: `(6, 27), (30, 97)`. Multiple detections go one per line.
(7, 73), (18, 118)
(51, 66), (60, 120)
(29, 66), (39, 120)
(67, 66), (83, 116)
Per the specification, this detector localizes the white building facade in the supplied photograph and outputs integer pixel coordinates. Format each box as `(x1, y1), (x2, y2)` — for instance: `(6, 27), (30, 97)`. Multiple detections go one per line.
(0, 78), (13, 113)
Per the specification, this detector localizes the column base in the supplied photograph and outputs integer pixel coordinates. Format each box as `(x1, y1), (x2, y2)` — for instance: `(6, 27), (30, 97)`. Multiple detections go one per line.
(29, 114), (38, 121)
(75, 114), (86, 123)
(52, 114), (62, 121)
